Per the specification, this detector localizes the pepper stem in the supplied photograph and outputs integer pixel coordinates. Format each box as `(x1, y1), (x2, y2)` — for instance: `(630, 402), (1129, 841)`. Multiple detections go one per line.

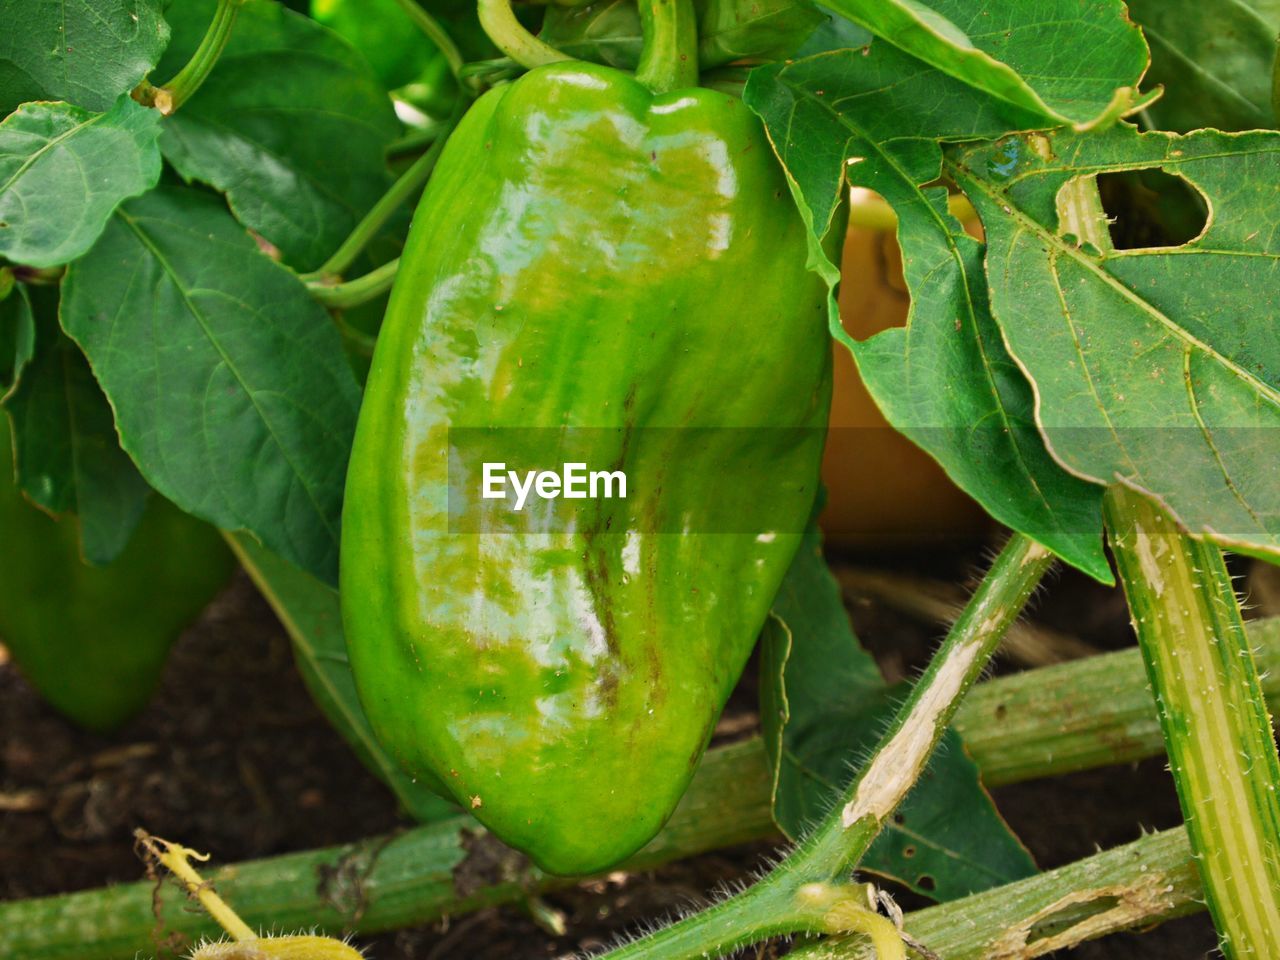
(635, 0), (699, 93)
(477, 0), (572, 70)
(150, 0), (244, 114)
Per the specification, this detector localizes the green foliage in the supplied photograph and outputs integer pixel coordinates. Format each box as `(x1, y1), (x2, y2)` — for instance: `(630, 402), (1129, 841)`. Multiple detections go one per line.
(761, 525), (1036, 901)
(0, 96), (162, 268)
(155, 0), (401, 271)
(744, 47), (1111, 580)
(816, 0), (1150, 125)
(0, 280), (33, 398)
(4, 286), (151, 565)
(0, 0), (169, 115)
(311, 0), (440, 89)
(61, 187), (360, 585)
(1127, 0), (1280, 132)
(951, 126), (1280, 563)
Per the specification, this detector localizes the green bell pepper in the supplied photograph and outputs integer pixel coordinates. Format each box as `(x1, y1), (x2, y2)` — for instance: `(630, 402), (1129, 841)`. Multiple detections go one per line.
(0, 417), (235, 732)
(343, 35), (832, 874)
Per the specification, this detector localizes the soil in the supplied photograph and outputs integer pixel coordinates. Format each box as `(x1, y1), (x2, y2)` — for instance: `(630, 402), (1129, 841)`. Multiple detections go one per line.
(0, 536), (1230, 960)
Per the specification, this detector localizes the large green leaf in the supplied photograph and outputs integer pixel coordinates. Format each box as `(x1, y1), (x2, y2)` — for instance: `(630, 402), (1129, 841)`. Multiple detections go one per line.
(3, 286), (151, 565)
(817, 0), (1151, 127)
(61, 187), (360, 585)
(155, 0), (400, 271)
(744, 48), (1109, 580)
(0, 96), (162, 269)
(1127, 0), (1279, 132)
(227, 533), (457, 822)
(0, 0), (169, 116)
(950, 125), (1280, 562)
(761, 525), (1036, 901)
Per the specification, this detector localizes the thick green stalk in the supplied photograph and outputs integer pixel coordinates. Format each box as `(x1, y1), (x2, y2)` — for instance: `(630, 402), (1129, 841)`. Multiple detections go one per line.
(599, 535), (1055, 960)
(306, 110), (460, 282)
(5, 618), (1280, 959)
(955, 617), (1280, 786)
(477, 0), (572, 69)
(392, 0), (464, 79)
(1105, 485), (1280, 958)
(793, 824), (1204, 959)
(153, 0), (243, 113)
(0, 740), (775, 960)
(307, 258), (399, 309)
(634, 0), (699, 93)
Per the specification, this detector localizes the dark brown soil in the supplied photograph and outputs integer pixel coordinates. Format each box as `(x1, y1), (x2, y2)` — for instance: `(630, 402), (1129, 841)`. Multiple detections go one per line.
(0, 540), (1224, 959)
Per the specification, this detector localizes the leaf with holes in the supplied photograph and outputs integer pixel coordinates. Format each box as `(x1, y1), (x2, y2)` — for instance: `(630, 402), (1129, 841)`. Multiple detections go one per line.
(949, 125), (1280, 562)
(3, 286), (150, 565)
(818, 0), (1151, 127)
(0, 0), (169, 115)
(0, 96), (162, 268)
(745, 46), (1110, 580)
(153, 0), (400, 272)
(1126, 0), (1279, 132)
(761, 524), (1036, 901)
(61, 186), (360, 584)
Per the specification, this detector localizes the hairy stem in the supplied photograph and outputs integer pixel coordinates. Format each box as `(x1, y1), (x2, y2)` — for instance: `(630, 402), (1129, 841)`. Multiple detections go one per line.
(599, 535), (1054, 960)
(634, 0), (699, 93)
(5, 618), (1279, 959)
(307, 258), (399, 309)
(1105, 485), (1280, 958)
(792, 824), (1204, 959)
(307, 108), (461, 282)
(151, 0), (243, 114)
(477, 0), (572, 70)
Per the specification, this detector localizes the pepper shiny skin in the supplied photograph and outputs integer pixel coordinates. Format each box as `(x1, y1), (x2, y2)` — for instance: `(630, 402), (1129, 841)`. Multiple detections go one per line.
(341, 61), (832, 875)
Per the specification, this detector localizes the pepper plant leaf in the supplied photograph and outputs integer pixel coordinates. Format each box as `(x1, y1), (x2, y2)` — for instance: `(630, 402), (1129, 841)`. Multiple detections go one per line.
(61, 186), (361, 585)
(154, 0), (400, 272)
(0, 0), (169, 116)
(0, 96), (162, 269)
(227, 532), (458, 823)
(3, 286), (151, 565)
(0, 281), (34, 399)
(745, 45), (1110, 581)
(949, 125), (1280, 564)
(1126, 0), (1279, 132)
(761, 524), (1037, 901)
(817, 0), (1150, 127)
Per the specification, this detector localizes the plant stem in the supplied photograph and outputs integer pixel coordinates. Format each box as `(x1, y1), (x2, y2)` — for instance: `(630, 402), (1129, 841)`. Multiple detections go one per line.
(1104, 485), (1280, 958)
(5, 618), (1280, 960)
(306, 109), (461, 282)
(600, 535), (1054, 960)
(0, 740), (775, 960)
(307, 258), (400, 309)
(634, 0), (699, 94)
(954, 616), (1280, 786)
(392, 0), (464, 80)
(791, 824), (1204, 959)
(477, 0), (572, 70)
(151, 0), (243, 114)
